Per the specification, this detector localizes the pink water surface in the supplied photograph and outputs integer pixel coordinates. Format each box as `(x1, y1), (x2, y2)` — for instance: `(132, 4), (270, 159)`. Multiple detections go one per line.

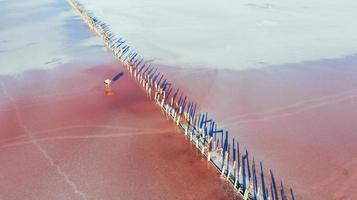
(0, 62), (240, 200)
(160, 56), (357, 200)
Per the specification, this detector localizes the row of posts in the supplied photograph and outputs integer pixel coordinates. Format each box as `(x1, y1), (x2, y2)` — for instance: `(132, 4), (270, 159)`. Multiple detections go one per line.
(68, 1), (296, 199)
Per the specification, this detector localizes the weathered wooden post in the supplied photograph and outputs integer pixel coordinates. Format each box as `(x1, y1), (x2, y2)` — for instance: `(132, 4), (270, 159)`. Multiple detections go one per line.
(260, 162), (267, 200)
(280, 181), (286, 200)
(232, 138), (237, 180)
(226, 143), (230, 180)
(290, 188), (295, 200)
(270, 184), (275, 200)
(244, 177), (253, 200)
(242, 150), (248, 190)
(252, 158), (258, 200)
(270, 170), (278, 200)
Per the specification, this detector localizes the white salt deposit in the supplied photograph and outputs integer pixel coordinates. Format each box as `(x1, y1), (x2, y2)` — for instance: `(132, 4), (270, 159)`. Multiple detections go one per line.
(76, 0), (357, 69)
(0, 0), (109, 75)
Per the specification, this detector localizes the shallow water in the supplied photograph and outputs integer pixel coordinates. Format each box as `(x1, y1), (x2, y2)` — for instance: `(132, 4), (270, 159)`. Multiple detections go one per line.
(160, 56), (357, 200)
(0, 62), (239, 200)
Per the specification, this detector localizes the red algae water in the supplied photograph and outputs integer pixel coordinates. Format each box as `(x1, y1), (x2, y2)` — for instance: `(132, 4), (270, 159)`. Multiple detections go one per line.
(0, 63), (239, 200)
(159, 56), (357, 200)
